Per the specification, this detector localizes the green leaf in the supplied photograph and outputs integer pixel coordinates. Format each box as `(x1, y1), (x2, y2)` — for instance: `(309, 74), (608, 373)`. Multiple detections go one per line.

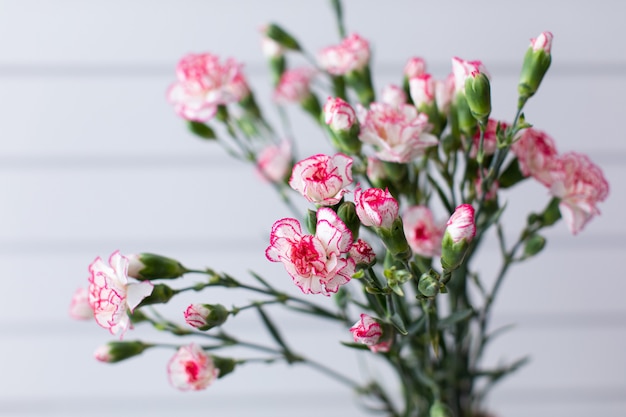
(249, 271), (274, 290)
(340, 341), (371, 351)
(438, 308), (474, 329)
(255, 305), (295, 362)
(187, 121), (216, 140)
(389, 313), (408, 335)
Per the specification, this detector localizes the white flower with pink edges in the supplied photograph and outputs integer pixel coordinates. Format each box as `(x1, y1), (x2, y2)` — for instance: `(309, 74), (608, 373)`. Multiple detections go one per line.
(349, 238), (377, 265)
(289, 153), (353, 206)
(380, 84), (407, 108)
(435, 73), (455, 115)
(167, 53), (248, 122)
(451, 57), (490, 95)
(69, 287), (93, 320)
(257, 140), (292, 183)
(445, 204), (476, 244)
(88, 251), (154, 338)
(547, 152), (609, 235)
(403, 57), (427, 79)
(274, 67), (316, 103)
(265, 207), (355, 296)
(530, 31), (554, 53)
(323, 97), (357, 131)
(354, 185), (399, 229)
(357, 102), (438, 163)
(350, 314), (391, 353)
(409, 74), (436, 108)
(402, 206), (444, 258)
(511, 128), (559, 186)
(167, 343), (219, 391)
(318, 33), (370, 75)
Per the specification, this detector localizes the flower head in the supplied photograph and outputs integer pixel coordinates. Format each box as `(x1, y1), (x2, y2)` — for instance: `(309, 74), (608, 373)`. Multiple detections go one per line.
(69, 287), (93, 320)
(547, 152), (609, 234)
(167, 343), (219, 391)
(349, 238), (377, 266)
(323, 97), (357, 131)
(451, 57), (489, 95)
(289, 153), (353, 206)
(354, 185), (399, 229)
(531, 31), (554, 53)
(409, 74), (436, 109)
(167, 53), (248, 122)
(441, 204), (476, 270)
(357, 102), (438, 163)
(88, 251), (154, 338)
(350, 314), (391, 353)
(403, 57), (427, 79)
(402, 206), (444, 258)
(381, 84), (407, 108)
(257, 140), (292, 183)
(511, 127), (559, 186)
(274, 67), (316, 103)
(318, 33), (370, 75)
(265, 208), (355, 295)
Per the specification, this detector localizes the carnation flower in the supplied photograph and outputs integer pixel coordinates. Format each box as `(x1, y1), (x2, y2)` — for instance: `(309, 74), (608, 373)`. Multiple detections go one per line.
(167, 343), (219, 391)
(257, 140), (292, 183)
(318, 33), (370, 75)
(289, 153), (353, 206)
(511, 127), (559, 186)
(354, 185), (399, 229)
(402, 206), (444, 258)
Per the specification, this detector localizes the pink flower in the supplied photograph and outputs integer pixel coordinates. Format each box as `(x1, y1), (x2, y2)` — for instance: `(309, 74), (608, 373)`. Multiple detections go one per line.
(349, 239), (377, 265)
(404, 57), (427, 79)
(470, 119), (506, 158)
(409, 74), (436, 108)
(511, 128), (559, 186)
(318, 33), (370, 75)
(274, 67), (316, 103)
(324, 97), (357, 131)
(257, 140), (292, 183)
(265, 207), (355, 295)
(381, 84), (407, 108)
(357, 102), (438, 163)
(69, 287), (93, 320)
(88, 251), (154, 338)
(350, 314), (391, 352)
(167, 343), (219, 391)
(435, 73), (455, 115)
(547, 152), (609, 234)
(451, 56), (490, 95)
(366, 156), (386, 184)
(445, 204), (476, 244)
(167, 53), (248, 122)
(354, 185), (399, 229)
(531, 31), (554, 53)
(289, 153), (353, 206)
(402, 206), (444, 258)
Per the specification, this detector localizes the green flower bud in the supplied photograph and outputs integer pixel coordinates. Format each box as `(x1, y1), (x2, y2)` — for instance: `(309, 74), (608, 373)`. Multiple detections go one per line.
(212, 355), (238, 379)
(264, 23), (301, 51)
(464, 72), (491, 124)
(127, 253), (187, 281)
(376, 217), (412, 262)
(518, 32), (553, 104)
(137, 284), (176, 307)
(418, 271), (440, 298)
(94, 340), (151, 363)
(524, 234), (546, 258)
(184, 303), (229, 331)
(455, 93), (478, 138)
(337, 201), (360, 241)
(429, 401), (454, 417)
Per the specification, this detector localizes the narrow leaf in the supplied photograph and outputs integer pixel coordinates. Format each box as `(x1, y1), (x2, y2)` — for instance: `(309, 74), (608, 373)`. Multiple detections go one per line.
(438, 308), (474, 330)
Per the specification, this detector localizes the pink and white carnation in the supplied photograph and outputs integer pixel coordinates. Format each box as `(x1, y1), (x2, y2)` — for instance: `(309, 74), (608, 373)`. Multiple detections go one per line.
(404, 57), (427, 79)
(445, 204), (476, 244)
(324, 97), (357, 131)
(289, 153), (353, 205)
(402, 206), (444, 258)
(349, 238), (377, 266)
(531, 31), (554, 53)
(451, 56), (490, 95)
(265, 207), (355, 296)
(167, 53), (248, 122)
(357, 102), (438, 163)
(318, 33), (370, 75)
(366, 156), (386, 185)
(470, 119), (506, 158)
(88, 251), (154, 338)
(274, 67), (316, 103)
(257, 140), (292, 183)
(435, 73), (455, 115)
(547, 152), (609, 234)
(69, 287), (93, 320)
(354, 185), (399, 229)
(350, 314), (391, 352)
(167, 343), (219, 391)
(409, 74), (436, 108)
(381, 84), (407, 108)
(511, 127), (559, 186)
(184, 304), (212, 329)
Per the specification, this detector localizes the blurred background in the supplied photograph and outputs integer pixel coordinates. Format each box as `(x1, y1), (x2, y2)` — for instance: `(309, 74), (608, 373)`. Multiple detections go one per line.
(0, 0), (624, 416)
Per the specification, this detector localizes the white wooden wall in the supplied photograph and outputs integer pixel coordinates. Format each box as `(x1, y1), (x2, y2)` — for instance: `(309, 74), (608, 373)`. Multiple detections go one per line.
(1, 1), (624, 416)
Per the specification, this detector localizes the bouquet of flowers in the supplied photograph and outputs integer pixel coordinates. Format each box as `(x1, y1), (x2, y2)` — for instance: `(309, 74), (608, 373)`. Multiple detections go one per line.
(70, 1), (609, 416)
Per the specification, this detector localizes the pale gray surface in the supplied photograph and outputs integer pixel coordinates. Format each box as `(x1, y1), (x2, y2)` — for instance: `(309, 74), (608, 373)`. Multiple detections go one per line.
(1, 1), (625, 416)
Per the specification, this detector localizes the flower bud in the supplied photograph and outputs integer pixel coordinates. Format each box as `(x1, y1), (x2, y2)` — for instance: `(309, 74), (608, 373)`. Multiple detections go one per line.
(418, 271), (440, 298)
(337, 201), (360, 241)
(354, 185), (399, 229)
(127, 253), (187, 281)
(263, 23), (301, 51)
(430, 401), (454, 417)
(136, 283), (176, 307)
(212, 355), (237, 379)
(464, 71), (491, 124)
(441, 204), (476, 271)
(518, 31), (553, 103)
(323, 97), (361, 154)
(523, 234), (546, 258)
(184, 303), (229, 331)
(349, 238), (376, 267)
(376, 217), (412, 262)
(381, 84), (407, 108)
(349, 314), (391, 352)
(94, 341), (151, 363)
